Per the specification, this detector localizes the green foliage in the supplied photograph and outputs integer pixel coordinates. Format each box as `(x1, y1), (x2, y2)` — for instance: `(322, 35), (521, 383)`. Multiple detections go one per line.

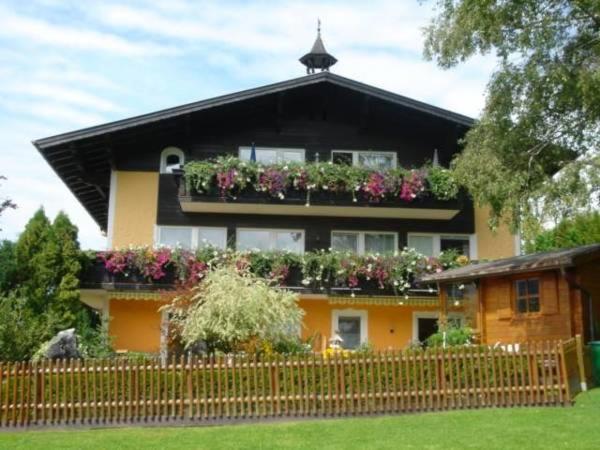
(525, 211), (600, 253)
(184, 156), (459, 203)
(427, 165), (459, 200)
(0, 295), (43, 361)
(426, 325), (474, 348)
(168, 266), (304, 353)
(0, 208), (112, 360)
(270, 335), (314, 355)
(424, 0), (600, 232)
(0, 240), (18, 293)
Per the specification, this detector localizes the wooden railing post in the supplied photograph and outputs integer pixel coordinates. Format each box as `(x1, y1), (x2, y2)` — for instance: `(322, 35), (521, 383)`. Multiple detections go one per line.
(557, 340), (572, 405)
(575, 335), (587, 392)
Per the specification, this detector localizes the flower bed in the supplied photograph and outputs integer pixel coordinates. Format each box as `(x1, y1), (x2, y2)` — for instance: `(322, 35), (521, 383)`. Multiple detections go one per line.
(183, 157), (459, 205)
(96, 247), (464, 297)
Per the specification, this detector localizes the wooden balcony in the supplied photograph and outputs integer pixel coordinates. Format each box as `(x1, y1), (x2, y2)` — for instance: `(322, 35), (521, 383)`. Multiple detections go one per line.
(175, 172), (465, 221)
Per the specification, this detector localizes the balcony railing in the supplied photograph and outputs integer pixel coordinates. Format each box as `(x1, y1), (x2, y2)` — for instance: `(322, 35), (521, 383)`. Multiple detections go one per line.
(174, 158), (467, 220)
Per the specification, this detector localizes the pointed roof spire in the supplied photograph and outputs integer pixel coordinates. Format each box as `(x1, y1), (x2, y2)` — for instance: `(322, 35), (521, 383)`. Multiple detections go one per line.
(299, 19), (337, 74)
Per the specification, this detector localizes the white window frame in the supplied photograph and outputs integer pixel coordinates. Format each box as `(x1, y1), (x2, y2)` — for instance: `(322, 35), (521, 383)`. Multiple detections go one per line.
(235, 227), (305, 253)
(412, 311), (465, 343)
(331, 309), (368, 348)
(331, 150), (397, 169)
(155, 225), (227, 249)
(238, 146), (305, 163)
(406, 232), (477, 259)
(331, 230), (398, 255)
(160, 147), (185, 174)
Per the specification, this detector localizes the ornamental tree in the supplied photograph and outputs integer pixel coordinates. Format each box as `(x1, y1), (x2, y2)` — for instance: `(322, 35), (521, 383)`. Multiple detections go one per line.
(167, 266), (304, 353)
(424, 0), (600, 233)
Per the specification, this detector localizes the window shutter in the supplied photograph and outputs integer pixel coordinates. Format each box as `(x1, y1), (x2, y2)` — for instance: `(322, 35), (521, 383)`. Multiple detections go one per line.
(541, 272), (559, 315)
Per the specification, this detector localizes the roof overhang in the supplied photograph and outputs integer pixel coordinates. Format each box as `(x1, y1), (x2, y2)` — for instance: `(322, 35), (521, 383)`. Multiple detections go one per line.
(418, 244), (600, 284)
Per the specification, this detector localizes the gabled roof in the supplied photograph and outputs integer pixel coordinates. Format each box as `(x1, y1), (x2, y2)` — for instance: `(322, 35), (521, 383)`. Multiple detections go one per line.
(33, 71), (474, 150)
(32, 71), (475, 231)
(418, 244), (600, 284)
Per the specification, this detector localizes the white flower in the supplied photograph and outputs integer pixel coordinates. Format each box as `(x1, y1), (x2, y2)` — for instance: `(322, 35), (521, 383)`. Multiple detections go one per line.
(283, 165), (289, 170)
(301, 279), (311, 286)
(404, 282), (411, 288)
(278, 193), (285, 199)
(322, 185), (328, 190)
(393, 280), (399, 286)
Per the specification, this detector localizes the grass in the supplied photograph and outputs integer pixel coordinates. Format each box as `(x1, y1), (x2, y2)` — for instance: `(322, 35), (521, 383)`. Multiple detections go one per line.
(1, 389), (599, 449)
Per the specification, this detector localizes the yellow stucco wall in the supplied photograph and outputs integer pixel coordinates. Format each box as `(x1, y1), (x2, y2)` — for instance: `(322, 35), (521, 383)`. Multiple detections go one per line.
(111, 171), (159, 249)
(299, 299), (442, 350)
(109, 299), (166, 353)
(474, 206), (516, 260)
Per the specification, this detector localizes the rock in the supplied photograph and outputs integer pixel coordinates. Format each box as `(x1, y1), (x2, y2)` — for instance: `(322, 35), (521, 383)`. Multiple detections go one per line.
(45, 328), (81, 360)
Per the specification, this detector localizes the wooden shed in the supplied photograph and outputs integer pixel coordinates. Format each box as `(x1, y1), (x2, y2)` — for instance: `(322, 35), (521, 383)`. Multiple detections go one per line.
(419, 244), (600, 344)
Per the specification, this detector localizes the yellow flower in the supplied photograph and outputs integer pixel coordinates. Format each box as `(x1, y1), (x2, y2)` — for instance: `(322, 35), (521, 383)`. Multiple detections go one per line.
(456, 255), (469, 266)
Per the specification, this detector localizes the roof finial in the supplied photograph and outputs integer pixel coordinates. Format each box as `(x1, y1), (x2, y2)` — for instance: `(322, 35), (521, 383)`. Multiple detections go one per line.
(299, 20), (338, 74)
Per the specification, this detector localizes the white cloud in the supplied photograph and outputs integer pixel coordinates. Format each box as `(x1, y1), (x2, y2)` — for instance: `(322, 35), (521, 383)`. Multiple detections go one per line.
(0, 5), (174, 56)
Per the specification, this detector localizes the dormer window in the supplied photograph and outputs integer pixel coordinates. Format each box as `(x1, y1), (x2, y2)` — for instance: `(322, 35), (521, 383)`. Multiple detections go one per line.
(160, 147), (185, 174)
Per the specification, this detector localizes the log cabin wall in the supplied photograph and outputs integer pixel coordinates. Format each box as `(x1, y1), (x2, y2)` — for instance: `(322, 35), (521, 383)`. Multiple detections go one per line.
(481, 271), (575, 344)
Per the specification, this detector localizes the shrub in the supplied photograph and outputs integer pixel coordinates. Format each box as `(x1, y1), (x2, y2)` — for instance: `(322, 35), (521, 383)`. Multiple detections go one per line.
(167, 266), (304, 354)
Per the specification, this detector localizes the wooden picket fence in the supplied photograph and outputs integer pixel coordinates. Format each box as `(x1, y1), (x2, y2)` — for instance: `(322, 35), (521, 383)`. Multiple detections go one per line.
(0, 338), (588, 428)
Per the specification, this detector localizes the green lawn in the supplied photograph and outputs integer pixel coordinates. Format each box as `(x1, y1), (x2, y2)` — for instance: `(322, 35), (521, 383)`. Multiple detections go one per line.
(1, 390), (599, 450)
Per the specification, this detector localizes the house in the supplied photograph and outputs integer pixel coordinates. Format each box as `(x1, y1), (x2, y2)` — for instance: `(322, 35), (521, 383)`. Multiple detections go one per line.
(33, 30), (518, 353)
(418, 244), (600, 344)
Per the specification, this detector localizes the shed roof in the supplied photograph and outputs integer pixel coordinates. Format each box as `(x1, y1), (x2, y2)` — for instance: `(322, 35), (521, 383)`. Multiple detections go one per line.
(418, 244), (600, 284)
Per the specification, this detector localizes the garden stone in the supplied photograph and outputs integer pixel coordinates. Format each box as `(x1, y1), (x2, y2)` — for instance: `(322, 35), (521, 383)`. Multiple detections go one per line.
(45, 328), (81, 360)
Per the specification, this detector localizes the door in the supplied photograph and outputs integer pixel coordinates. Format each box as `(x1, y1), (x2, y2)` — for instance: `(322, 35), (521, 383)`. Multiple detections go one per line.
(417, 317), (439, 343)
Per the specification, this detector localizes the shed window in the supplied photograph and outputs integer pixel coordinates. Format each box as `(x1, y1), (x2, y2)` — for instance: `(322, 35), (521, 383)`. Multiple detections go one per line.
(515, 279), (540, 314)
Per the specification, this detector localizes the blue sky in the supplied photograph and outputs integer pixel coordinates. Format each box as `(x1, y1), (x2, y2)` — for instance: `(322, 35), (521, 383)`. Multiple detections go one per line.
(0, 0), (495, 249)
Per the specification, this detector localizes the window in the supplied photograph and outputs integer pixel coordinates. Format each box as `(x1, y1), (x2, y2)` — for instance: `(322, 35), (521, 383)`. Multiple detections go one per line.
(236, 228), (304, 253)
(407, 233), (474, 258)
(239, 147), (305, 164)
(331, 231), (397, 255)
(412, 312), (464, 343)
(332, 310), (368, 350)
(332, 150), (397, 170)
(156, 226), (227, 249)
(515, 279), (540, 314)
(160, 147), (185, 173)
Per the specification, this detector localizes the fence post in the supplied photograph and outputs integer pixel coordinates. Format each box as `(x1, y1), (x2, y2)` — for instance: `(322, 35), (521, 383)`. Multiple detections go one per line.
(557, 340), (572, 405)
(575, 335), (587, 392)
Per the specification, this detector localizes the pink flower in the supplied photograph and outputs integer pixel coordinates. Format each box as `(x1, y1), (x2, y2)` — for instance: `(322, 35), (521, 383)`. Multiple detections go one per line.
(399, 170), (425, 202)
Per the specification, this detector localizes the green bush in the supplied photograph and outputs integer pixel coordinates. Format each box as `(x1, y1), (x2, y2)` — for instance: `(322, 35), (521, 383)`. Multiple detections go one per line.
(426, 325), (474, 347)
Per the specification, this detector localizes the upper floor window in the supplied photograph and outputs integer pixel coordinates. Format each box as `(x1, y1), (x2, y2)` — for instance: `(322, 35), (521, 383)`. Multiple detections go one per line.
(236, 228), (304, 253)
(160, 147), (185, 174)
(331, 231), (397, 255)
(239, 146), (305, 164)
(331, 150), (397, 170)
(407, 233), (474, 258)
(156, 226), (227, 249)
(515, 279), (540, 314)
